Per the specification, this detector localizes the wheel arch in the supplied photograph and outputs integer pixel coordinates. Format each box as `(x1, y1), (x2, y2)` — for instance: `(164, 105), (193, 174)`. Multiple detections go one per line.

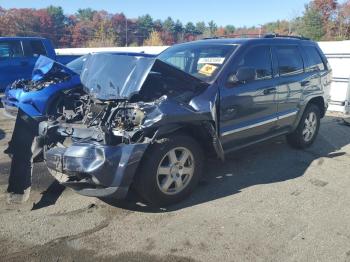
(305, 96), (326, 118)
(149, 121), (224, 160)
(291, 95), (325, 133)
(43, 85), (83, 115)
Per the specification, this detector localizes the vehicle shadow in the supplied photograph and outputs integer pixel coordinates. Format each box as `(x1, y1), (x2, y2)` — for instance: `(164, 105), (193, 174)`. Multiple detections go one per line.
(103, 115), (350, 213)
(31, 181), (66, 210)
(0, 160), (62, 210)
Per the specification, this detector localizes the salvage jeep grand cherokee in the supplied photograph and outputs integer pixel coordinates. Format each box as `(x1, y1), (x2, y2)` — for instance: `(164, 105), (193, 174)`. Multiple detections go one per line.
(38, 36), (331, 206)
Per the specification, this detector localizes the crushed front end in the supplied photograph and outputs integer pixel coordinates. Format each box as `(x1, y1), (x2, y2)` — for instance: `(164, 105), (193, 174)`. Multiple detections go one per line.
(39, 97), (154, 198)
(44, 140), (149, 198)
(40, 53), (221, 198)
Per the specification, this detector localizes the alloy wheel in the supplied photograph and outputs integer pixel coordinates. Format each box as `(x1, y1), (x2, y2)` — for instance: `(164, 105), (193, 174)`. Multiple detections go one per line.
(302, 112), (317, 142)
(156, 147), (195, 195)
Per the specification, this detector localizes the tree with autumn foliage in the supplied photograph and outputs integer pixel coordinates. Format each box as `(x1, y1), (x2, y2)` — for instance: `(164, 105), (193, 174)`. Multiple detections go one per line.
(143, 30), (164, 46)
(337, 1), (350, 39)
(0, 1), (350, 49)
(296, 4), (325, 41)
(313, 0), (338, 38)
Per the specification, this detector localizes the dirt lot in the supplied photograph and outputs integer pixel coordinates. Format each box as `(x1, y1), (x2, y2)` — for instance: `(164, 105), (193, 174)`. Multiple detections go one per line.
(0, 109), (350, 262)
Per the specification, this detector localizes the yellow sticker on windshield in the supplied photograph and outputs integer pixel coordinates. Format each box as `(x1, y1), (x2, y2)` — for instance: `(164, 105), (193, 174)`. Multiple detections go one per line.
(199, 64), (218, 76)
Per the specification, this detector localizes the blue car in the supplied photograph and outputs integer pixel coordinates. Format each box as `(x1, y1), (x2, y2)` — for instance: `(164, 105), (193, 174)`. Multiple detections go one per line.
(2, 52), (156, 119)
(0, 37), (80, 92)
(2, 55), (84, 119)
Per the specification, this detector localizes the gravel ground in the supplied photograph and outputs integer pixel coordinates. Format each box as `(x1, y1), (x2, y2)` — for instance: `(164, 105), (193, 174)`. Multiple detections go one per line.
(0, 109), (350, 262)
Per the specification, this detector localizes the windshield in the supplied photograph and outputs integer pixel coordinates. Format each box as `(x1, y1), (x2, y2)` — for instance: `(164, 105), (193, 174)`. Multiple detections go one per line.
(66, 55), (88, 75)
(157, 44), (237, 82)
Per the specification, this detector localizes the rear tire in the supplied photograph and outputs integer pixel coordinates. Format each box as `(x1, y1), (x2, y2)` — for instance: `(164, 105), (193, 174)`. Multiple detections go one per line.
(287, 104), (321, 149)
(134, 134), (204, 206)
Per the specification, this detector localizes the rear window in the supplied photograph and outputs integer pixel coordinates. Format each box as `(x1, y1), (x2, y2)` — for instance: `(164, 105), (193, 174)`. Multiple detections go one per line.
(28, 40), (47, 57)
(304, 46), (325, 72)
(0, 41), (24, 58)
(237, 46), (272, 80)
(276, 46), (304, 76)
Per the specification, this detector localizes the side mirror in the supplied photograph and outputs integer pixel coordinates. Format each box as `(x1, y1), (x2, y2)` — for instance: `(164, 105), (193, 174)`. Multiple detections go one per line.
(226, 67), (256, 86)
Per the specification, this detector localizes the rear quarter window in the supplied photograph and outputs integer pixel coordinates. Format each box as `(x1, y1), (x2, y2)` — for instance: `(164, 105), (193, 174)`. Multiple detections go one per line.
(304, 45), (325, 72)
(276, 46), (304, 76)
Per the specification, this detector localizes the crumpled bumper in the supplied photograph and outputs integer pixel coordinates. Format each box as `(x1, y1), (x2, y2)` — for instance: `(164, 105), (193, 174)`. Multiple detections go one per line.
(45, 142), (149, 198)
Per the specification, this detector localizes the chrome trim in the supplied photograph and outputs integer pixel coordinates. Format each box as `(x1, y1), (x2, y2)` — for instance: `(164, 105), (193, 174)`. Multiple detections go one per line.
(277, 111), (298, 120)
(222, 110), (298, 136)
(222, 117), (277, 136)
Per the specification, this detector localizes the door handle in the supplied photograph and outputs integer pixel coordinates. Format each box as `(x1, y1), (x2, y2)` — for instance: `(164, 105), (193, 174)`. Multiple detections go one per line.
(301, 80), (310, 86)
(263, 87), (277, 95)
(20, 61), (28, 66)
(227, 108), (236, 114)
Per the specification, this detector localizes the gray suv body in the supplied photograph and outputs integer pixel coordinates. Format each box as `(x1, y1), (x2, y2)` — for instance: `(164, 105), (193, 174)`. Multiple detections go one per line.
(39, 36), (332, 206)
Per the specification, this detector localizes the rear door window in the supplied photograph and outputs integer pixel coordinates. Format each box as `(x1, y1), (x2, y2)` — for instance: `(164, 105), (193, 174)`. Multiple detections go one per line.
(304, 46), (325, 72)
(276, 46), (304, 76)
(0, 41), (24, 58)
(237, 45), (273, 80)
(27, 40), (47, 57)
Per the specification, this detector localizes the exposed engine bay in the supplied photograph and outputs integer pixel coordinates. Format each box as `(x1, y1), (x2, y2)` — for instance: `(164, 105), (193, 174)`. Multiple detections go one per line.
(49, 78), (200, 147)
(42, 53), (211, 149)
(10, 71), (71, 92)
(10, 56), (75, 92)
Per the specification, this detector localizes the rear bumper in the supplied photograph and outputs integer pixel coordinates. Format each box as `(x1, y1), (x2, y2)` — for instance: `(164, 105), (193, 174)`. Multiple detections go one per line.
(45, 142), (149, 198)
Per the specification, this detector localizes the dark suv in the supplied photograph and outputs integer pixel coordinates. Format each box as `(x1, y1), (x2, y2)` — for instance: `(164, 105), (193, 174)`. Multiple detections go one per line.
(39, 36), (332, 206)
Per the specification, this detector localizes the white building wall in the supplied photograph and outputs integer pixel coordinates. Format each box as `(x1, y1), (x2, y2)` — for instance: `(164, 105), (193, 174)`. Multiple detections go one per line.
(318, 41), (350, 114)
(55, 46), (169, 55)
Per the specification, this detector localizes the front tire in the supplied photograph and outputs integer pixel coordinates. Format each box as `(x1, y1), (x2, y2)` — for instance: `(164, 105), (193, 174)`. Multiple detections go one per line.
(287, 104), (321, 149)
(134, 134), (204, 206)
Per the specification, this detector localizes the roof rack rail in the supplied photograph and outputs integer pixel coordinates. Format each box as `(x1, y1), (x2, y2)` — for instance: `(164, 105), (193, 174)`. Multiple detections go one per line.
(202, 36), (221, 40)
(263, 33), (310, 40)
(201, 34), (262, 40)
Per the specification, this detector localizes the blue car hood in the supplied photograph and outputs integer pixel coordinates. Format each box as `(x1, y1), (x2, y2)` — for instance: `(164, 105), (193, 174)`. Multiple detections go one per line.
(31, 55), (77, 82)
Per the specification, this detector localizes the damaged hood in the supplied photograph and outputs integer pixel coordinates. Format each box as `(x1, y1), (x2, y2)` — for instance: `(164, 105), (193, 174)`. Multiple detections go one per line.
(80, 53), (206, 101)
(32, 55), (77, 81)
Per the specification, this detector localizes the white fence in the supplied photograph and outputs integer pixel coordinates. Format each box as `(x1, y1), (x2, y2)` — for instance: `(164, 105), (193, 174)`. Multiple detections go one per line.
(318, 41), (350, 114)
(56, 46), (168, 55)
(57, 41), (350, 114)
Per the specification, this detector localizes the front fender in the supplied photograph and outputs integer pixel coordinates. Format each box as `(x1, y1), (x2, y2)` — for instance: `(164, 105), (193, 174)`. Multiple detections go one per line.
(17, 77), (80, 118)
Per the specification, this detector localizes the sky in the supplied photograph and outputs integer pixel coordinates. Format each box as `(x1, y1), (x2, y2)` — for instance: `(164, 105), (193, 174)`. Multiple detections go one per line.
(0, 0), (312, 27)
